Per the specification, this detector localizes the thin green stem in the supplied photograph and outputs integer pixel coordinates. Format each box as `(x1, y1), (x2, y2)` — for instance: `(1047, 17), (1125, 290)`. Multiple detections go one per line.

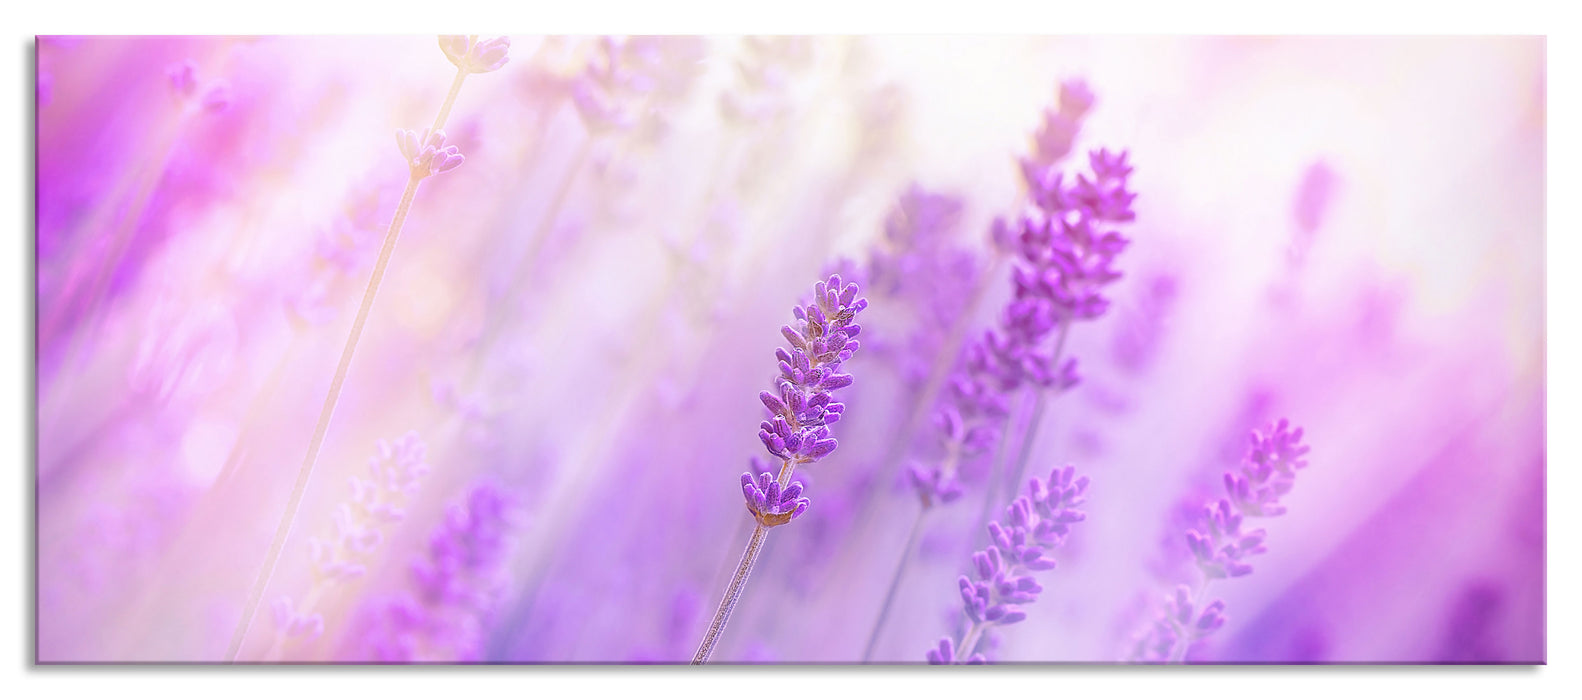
(860, 505), (929, 662)
(223, 171), (422, 662)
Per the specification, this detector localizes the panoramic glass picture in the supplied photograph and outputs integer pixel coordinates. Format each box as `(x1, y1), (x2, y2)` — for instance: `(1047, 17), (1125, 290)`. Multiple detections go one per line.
(34, 35), (1545, 664)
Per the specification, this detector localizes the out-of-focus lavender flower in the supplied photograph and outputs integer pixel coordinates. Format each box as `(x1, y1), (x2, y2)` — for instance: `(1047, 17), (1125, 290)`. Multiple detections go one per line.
(166, 60), (231, 113)
(167, 61), (198, 99)
(285, 182), (392, 326)
(310, 434), (430, 581)
(1289, 160), (1338, 267)
(201, 83), (232, 113)
(1436, 582), (1507, 663)
(396, 128), (465, 178)
(1023, 79), (1095, 172)
(1292, 160), (1338, 237)
(929, 465), (1089, 664)
(624, 36), (709, 145)
(1128, 419), (1311, 663)
(906, 82), (1132, 510)
(860, 185), (979, 391)
(572, 36), (660, 134)
(269, 433), (430, 647)
(270, 596), (325, 639)
(1111, 272), (1180, 375)
(1221, 419), (1311, 520)
(341, 482), (515, 662)
(439, 35), (512, 74)
(719, 36), (813, 126)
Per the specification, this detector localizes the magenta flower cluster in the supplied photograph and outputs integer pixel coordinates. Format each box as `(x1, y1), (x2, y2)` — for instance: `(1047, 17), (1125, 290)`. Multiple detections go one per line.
(928, 465), (1090, 664)
(908, 82), (1132, 509)
(989, 147), (1135, 382)
(348, 483), (514, 662)
(1128, 419), (1312, 662)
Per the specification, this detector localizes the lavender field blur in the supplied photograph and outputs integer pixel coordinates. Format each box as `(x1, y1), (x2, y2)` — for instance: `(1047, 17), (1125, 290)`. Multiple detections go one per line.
(33, 35), (1545, 664)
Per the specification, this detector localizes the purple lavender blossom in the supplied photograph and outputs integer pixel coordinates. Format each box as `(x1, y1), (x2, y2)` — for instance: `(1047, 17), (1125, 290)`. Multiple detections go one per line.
(741, 470), (810, 527)
(1127, 419), (1311, 663)
(396, 129), (464, 178)
(905, 82), (1132, 510)
(754, 274), (868, 472)
(694, 275), (866, 664)
(341, 482), (515, 662)
(928, 465), (1089, 664)
(439, 35), (512, 74)
(997, 147), (1135, 338)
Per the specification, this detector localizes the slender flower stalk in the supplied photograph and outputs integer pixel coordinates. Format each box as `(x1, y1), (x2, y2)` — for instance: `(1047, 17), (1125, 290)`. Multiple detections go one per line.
(224, 35), (508, 663)
(846, 79), (1099, 531)
(860, 82), (1128, 659)
(928, 465), (1089, 664)
(692, 275), (867, 664)
(1126, 419), (1312, 663)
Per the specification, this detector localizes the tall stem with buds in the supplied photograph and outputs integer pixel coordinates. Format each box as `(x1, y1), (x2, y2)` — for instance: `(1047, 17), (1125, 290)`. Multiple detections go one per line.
(224, 35), (510, 662)
(691, 275), (867, 664)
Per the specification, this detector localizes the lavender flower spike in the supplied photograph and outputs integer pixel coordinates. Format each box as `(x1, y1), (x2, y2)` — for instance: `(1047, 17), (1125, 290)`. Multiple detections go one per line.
(1127, 419), (1311, 663)
(694, 275), (867, 664)
(439, 35), (512, 74)
(930, 465), (1089, 664)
